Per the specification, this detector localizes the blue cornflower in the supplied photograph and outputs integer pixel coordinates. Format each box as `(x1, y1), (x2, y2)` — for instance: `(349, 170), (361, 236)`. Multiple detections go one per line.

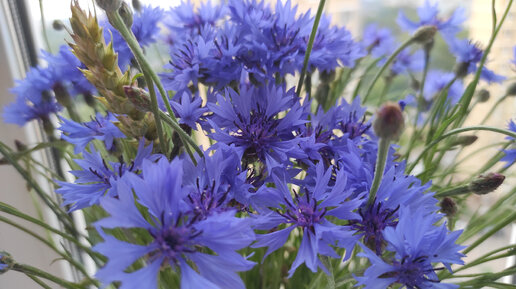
(397, 0), (465, 38)
(164, 0), (227, 40)
(252, 164), (361, 277)
(423, 70), (464, 105)
(56, 140), (156, 211)
(103, 5), (163, 68)
(42, 45), (95, 96)
(501, 119), (516, 167)
(161, 25), (242, 92)
(182, 144), (250, 218)
(362, 24), (396, 58)
(94, 157), (255, 289)
(170, 91), (207, 129)
(388, 48), (424, 76)
(58, 112), (125, 154)
(304, 15), (365, 72)
(298, 97), (373, 165)
(207, 83), (307, 172)
(355, 207), (464, 289)
(349, 166), (439, 255)
(448, 38), (505, 83)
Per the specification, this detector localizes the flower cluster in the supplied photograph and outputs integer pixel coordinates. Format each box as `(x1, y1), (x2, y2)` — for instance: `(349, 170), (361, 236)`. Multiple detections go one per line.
(12, 0), (516, 288)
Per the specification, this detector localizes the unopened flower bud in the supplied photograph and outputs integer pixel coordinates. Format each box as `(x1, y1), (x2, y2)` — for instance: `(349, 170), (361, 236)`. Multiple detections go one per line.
(477, 89), (490, 103)
(0, 251), (13, 274)
(506, 82), (516, 97)
(411, 25), (437, 45)
(469, 173), (505, 195)
(373, 102), (404, 140)
(453, 62), (469, 79)
(52, 20), (65, 31)
(14, 140), (27, 152)
(440, 197), (457, 217)
(132, 0), (141, 12)
(320, 70), (336, 84)
(118, 2), (133, 28)
(451, 135), (478, 147)
(95, 0), (122, 12)
(124, 85), (151, 112)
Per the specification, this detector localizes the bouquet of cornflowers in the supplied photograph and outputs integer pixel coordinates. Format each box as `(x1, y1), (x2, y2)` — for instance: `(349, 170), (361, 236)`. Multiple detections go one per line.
(1, 0), (516, 288)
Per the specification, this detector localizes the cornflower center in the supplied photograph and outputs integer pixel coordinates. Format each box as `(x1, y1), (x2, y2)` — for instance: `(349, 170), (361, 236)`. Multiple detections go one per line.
(349, 202), (399, 255)
(388, 255), (440, 288)
(154, 223), (200, 264)
(277, 189), (326, 233)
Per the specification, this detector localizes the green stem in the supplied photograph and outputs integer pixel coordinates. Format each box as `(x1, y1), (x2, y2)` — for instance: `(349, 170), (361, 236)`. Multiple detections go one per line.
(352, 58), (380, 100)
(0, 216), (93, 282)
(107, 11), (200, 160)
(107, 11), (167, 154)
(453, 0), (513, 128)
(435, 185), (470, 197)
(464, 211), (516, 255)
(362, 38), (413, 104)
(0, 142), (74, 231)
(321, 256), (335, 289)
(480, 95), (507, 124)
(27, 274), (53, 289)
(407, 126), (516, 174)
(368, 137), (390, 205)
(12, 263), (83, 289)
(0, 202), (102, 260)
(159, 111), (202, 158)
(39, 0), (52, 53)
(295, 0), (326, 98)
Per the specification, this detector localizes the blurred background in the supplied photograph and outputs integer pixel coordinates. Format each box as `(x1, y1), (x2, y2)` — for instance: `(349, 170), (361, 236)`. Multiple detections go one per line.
(1, 0), (514, 288)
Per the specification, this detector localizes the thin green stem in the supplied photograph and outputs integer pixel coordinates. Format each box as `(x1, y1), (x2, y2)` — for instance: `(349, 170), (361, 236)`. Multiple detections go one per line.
(321, 256), (335, 289)
(295, 0), (326, 98)
(107, 11), (167, 153)
(12, 263), (83, 289)
(39, 0), (52, 53)
(107, 10), (201, 159)
(435, 185), (470, 197)
(481, 95), (507, 124)
(362, 39), (413, 104)
(27, 274), (53, 289)
(352, 58), (380, 100)
(0, 142), (74, 230)
(368, 137), (390, 205)
(464, 211), (516, 255)
(407, 126), (516, 174)
(159, 111), (202, 157)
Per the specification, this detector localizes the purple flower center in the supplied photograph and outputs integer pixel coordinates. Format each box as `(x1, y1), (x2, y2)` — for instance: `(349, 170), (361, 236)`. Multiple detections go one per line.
(339, 112), (371, 139)
(386, 255), (439, 287)
(187, 179), (229, 219)
(155, 224), (199, 263)
(278, 190), (327, 232)
(233, 109), (280, 161)
(350, 202), (399, 255)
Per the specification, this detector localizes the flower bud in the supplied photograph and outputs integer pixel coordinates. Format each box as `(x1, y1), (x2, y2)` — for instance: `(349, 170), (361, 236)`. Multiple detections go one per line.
(132, 0), (142, 12)
(52, 20), (65, 31)
(476, 89), (490, 103)
(469, 173), (505, 195)
(453, 62), (469, 79)
(124, 85), (151, 112)
(450, 135), (478, 147)
(95, 0), (122, 12)
(373, 102), (404, 140)
(506, 82), (516, 97)
(0, 251), (13, 274)
(118, 2), (133, 28)
(440, 197), (457, 217)
(411, 25), (437, 45)
(14, 140), (27, 152)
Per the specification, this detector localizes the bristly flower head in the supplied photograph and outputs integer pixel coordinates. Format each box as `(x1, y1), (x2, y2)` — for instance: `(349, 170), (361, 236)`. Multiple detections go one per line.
(252, 164), (361, 277)
(356, 207), (464, 289)
(397, 0), (465, 38)
(56, 140), (156, 211)
(207, 83), (307, 172)
(58, 112), (125, 154)
(94, 157), (255, 289)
